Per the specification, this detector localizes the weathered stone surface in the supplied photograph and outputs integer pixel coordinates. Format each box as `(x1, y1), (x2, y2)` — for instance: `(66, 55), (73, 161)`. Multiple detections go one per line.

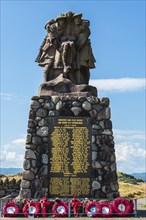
(39, 74), (97, 96)
(105, 107), (111, 119)
(44, 100), (55, 110)
(110, 182), (119, 191)
(100, 98), (110, 107)
(92, 124), (101, 130)
(26, 133), (32, 144)
(89, 109), (97, 118)
(72, 101), (81, 107)
(28, 119), (37, 128)
(39, 98), (45, 103)
(36, 116), (41, 121)
(110, 154), (116, 162)
(92, 144), (97, 151)
(82, 101), (92, 111)
(31, 160), (37, 167)
(56, 101), (63, 111)
(30, 100), (41, 111)
(30, 167), (38, 174)
(92, 151), (97, 161)
(87, 96), (99, 104)
(38, 165), (48, 176)
(111, 163), (117, 171)
(34, 191), (44, 198)
(37, 127), (49, 137)
(48, 110), (59, 116)
(36, 108), (47, 117)
(95, 161), (102, 169)
(92, 135), (95, 143)
(26, 144), (36, 150)
(0, 190), (5, 197)
(38, 119), (48, 126)
(42, 154), (48, 164)
(21, 180), (30, 189)
(25, 149), (36, 159)
(107, 192), (119, 200)
(102, 129), (113, 135)
(94, 105), (103, 112)
(33, 179), (42, 191)
(99, 121), (105, 129)
(97, 107), (111, 120)
(19, 189), (31, 198)
(22, 170), (35, 181)
(71, 107), (82, 116)
(104, 120), (112, 129)
(92, 181), (101, 189)
(52, 96), (60, 104)
(23, 159), (31, 170)
(102, 185), (110, 193)
(32, 136), (42, 145)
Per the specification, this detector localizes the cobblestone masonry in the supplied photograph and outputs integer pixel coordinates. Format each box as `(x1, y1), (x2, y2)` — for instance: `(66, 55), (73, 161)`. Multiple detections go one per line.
(15, 95), (119, 199)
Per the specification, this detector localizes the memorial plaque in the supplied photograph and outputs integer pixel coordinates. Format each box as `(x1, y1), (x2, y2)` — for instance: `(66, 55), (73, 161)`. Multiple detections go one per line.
(48, 117), (92, 197)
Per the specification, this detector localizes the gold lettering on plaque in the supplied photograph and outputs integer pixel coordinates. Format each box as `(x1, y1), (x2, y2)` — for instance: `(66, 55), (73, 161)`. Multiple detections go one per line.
(49, 118), (91, 197)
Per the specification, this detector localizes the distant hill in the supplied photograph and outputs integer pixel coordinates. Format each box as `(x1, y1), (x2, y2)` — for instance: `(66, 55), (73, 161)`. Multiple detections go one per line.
(0, 168), (23, 175)
(131, 172), (146, 182)
(117, 172), (144, 184)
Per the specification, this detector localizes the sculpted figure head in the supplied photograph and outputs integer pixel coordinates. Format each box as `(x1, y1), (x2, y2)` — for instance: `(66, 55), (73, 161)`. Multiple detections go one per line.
(73, 13), (82, 25)
(56, 14), (66, 28)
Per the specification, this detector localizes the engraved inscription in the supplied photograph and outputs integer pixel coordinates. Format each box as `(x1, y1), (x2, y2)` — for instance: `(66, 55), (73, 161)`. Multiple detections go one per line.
(48, 117), (91, 197)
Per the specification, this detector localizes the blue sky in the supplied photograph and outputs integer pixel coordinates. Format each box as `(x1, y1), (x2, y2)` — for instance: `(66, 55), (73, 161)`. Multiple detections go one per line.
(0, 0), (145, 174)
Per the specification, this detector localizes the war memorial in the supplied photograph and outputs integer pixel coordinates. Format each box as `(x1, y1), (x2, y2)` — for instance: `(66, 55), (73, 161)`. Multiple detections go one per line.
(1, 11), (135, 218)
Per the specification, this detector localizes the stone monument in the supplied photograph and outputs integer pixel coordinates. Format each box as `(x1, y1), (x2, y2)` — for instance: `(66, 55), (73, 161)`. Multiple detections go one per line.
(18, 11), (119, 199)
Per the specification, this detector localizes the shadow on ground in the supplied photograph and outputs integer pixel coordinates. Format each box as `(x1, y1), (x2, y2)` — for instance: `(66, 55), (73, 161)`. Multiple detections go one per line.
(138, 210), (146, 217)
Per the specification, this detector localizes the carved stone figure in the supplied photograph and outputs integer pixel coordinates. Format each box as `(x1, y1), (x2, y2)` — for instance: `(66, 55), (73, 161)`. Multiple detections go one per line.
(35, 11), (96, 85)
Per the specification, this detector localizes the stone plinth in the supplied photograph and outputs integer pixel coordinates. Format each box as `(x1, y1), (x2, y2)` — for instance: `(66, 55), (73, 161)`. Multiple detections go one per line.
(39, 74), (97, 97)
(19, 95), (119, 199)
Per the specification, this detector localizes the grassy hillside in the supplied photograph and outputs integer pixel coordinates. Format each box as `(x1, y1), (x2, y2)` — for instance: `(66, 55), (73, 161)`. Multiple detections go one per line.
(117, 172), (144, 184)
(117, 172), (146, 199)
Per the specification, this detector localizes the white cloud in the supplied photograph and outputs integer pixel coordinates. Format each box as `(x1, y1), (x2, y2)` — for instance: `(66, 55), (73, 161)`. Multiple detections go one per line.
(0, 92), (29, 105)
(115, 142), (146, 173)
(0, 92), (17, 100)
(12, 138), (26, 145)
(90, 78), (146, 92)
(114, 129), (146, 141)
(1, 151), (24, 168)
(1, 137), (26, 168)
(114, 129), (146, 173)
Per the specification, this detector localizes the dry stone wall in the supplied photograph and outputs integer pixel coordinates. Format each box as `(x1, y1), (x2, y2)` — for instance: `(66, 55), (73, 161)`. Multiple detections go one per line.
(0, 175), (21, 198)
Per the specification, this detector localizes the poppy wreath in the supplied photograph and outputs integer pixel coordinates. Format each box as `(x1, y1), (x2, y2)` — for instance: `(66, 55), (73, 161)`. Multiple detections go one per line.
(98, 201), (114, 218)
(40, 196), (52, 217)
(85, 201), (101, 217)
(71, 197), (82, 217)
(3, 200), (20, 217)
(22, 199), (41, 217)
(112, 197), (134, 217)
(52, 200), (68, 217)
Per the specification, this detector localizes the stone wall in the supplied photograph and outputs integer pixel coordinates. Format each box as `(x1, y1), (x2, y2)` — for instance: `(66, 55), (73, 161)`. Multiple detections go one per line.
(18, 95), (119, 199)
(0, 175), (21, 198)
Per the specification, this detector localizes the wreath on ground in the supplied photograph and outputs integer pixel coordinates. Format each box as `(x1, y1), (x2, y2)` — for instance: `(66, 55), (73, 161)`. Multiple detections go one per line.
(111, 197), (134, 217)
(85, 201), (101, 217)
(22, 199), (41, 217)
(52, 200), (68, 217)
(98, 201), (114, 218)
(3, 199), (20, 217)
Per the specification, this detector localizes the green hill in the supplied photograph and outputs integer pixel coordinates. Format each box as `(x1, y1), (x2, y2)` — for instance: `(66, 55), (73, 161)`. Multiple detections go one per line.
(117, 171), (144, 184)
